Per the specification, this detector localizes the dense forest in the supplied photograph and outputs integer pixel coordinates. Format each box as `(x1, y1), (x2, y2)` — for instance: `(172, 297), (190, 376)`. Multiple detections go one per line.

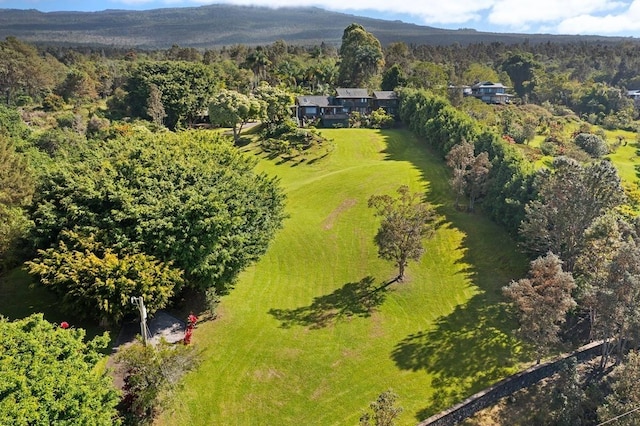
(3, 24), (640, 424)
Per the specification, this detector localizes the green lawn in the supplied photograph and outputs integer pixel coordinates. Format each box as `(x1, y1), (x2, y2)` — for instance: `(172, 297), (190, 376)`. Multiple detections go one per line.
(159, 129), (528, 425)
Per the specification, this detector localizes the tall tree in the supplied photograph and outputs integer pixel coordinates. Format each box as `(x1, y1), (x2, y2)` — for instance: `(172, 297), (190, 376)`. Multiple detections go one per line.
(0, 314), (120, 425)
(501, 51), (541, 101)
(337, 24), (384, 87)
(125, 61), (219, 129)
(503, 252), (576, 364)
(519, 157), (625, 271)
(368, 185), (437, 282)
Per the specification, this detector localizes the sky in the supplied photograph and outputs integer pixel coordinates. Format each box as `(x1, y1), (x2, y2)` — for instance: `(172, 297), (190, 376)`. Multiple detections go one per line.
(3, 0), (640, 37)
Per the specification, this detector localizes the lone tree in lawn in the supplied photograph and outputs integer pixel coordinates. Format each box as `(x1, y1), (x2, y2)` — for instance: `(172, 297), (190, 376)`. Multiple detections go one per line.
(368, 185), (436, 282)
(503, 252), (576, 364)
(209, 89), (264, 143)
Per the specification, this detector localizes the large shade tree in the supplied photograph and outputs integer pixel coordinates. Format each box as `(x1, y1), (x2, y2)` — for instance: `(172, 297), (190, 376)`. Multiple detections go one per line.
(208, 89), (264, 142)
(0, 314), (120, 425)
(29, 131), (286, 294)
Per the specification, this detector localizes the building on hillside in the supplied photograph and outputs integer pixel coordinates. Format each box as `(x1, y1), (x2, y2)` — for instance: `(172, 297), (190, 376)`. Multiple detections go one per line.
(470, 81), (513, 104)
(295, 88), (398, 127)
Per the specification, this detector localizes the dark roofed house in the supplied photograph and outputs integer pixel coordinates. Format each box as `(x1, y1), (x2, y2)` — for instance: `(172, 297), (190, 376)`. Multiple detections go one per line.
(372, 91), (399, 116)
(471, 81), (513, 104)
(335, 88), (372, 115)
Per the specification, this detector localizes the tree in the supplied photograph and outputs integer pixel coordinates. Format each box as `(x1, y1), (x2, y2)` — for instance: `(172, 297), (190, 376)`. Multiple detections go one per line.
(503, 252), (576, 364)
(209, 89), (264, 143)
(253, 83), (293, 123)
(598, 351), (640, 425)
(574, 132), (608, 158)
(146, 83), (166, 126)
(519, 157), (625, 271)
(0, 135), (33, 270)
(337, 24), (384, 87)
(575, 214), (640, 366)
(0, 314), (120, 425)
(29, 131), (286, 292)
(125, 61), (219, 129)
(368, 185), (437, 282)
(27, 231), (182, 325)
(359, 389), (403, 426)
(446, 140), (474, 209)
(381, 64), (406, 91)
(445, 141), (492, 211)
(501, 51), (541, 100)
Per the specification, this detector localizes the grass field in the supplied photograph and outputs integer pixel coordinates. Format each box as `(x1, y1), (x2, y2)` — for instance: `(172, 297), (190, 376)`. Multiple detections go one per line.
(159, 129), (528, 425)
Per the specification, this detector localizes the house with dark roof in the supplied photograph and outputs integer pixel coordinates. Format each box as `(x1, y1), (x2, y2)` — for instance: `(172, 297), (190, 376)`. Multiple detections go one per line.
(372, 91), (399, 116)
(470, 82), (513, 104)
(295, 88), (398, 127)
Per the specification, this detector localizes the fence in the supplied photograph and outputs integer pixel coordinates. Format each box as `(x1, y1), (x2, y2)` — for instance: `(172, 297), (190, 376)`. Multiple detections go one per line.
(418, 340), (605, 426)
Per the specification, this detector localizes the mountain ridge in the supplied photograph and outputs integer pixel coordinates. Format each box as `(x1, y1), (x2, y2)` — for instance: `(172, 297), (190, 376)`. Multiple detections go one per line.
(0, 4), (636, 49)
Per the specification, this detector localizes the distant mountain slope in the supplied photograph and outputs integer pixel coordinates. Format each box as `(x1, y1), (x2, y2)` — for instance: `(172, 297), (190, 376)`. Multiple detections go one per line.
(0, 4), (634, 49)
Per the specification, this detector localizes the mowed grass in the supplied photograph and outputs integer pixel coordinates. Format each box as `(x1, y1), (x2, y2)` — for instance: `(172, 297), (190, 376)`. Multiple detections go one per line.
(158, 129), (528, 425)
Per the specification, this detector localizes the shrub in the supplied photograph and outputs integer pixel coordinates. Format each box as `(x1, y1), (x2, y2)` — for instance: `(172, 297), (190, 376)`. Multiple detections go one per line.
(574, 132), (608, 157)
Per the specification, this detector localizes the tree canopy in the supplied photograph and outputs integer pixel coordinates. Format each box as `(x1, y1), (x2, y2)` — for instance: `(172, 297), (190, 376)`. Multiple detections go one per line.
(0, 314), (120, 425)
(368, 185), (436, 282)
(29, 131), (286, 294)
(337, 24), (384, 87)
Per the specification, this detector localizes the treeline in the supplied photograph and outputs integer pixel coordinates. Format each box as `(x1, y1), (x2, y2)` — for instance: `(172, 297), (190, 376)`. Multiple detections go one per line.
(398, 88), (536, 234)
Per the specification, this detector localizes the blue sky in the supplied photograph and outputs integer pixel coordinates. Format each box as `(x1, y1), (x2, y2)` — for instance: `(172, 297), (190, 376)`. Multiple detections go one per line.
(3, 0), (640, 37)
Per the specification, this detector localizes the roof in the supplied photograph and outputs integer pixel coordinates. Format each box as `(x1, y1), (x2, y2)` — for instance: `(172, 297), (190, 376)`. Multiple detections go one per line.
(373, 91), (397, 100)
(335, 88), (370, 98)
(296, 95), (332, 107)
(471, 81), (508, 89)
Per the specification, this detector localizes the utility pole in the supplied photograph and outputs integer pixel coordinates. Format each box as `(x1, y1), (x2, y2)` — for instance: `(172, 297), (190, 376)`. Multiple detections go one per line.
(131, 296), (149, 346)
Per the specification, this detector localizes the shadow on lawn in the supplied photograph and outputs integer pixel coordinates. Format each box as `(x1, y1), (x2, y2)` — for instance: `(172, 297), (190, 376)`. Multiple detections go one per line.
(268, 276), (393, 329)
(392, 295), (522, 420)
(378, 129), (529, 421)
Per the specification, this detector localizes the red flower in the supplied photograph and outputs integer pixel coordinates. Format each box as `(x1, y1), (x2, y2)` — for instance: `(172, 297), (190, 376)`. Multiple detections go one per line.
(60, 321), (69, 329)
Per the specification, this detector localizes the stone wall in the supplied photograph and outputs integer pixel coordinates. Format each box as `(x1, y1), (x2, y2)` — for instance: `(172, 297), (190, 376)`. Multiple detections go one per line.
(418, 341), (604, 426)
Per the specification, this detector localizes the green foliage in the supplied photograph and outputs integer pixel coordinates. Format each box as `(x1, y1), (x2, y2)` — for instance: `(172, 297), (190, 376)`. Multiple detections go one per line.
(125, 61), (219, 129)
(369, 108), (394, 129)
(398, 87), (536, 235)
(574, 132), (608, 157)
(41, 93), (65, 112)
(337, 24), (384, 87)
(253, 83), (293, 123)
(0, 136), (33, 270)
(0, 314), (120, 425)
(209, 89), (264, 142)
(0, 104), (30, 139)
(359, 389), (403, 426)
(27, 231), (182, 325)
(598, 350), (640, 425)
(368, 185), (437, 281)
(117, 339), (198, 424)
(519, 157), (625, 270)
(260, 119), (328, 157)
(29, 131), (286, 291)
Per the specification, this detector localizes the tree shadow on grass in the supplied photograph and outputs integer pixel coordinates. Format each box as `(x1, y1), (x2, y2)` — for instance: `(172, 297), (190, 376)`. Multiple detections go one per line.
(376, 129), (531, 421)
(268, 276), (393, 329)
(392, 295), (524, 421)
